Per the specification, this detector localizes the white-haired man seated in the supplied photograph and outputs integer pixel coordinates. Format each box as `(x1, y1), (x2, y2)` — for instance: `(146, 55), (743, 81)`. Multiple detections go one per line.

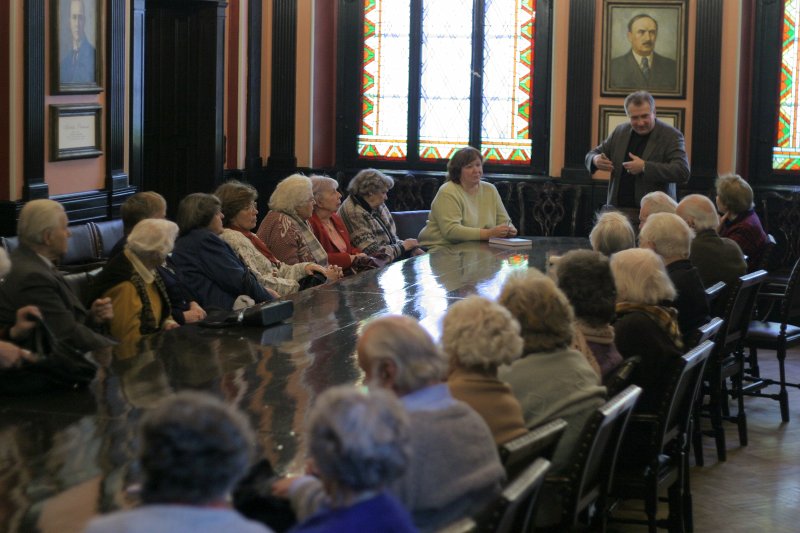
(639, 212), (710, 342)
(638, 190), (678, 230)
(0, 199), (114, 352)
(274, 315), (504, 533)
(589, 210), (636, 257)
(676, 194), (746, 287)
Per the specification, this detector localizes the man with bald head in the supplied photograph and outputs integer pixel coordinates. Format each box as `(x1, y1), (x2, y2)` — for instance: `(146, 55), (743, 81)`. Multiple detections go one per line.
(676, 194), (746, 287)
(0, 199), (114, 352)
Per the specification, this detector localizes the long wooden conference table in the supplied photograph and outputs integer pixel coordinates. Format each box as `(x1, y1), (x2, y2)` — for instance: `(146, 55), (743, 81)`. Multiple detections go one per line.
(0, 237), (589, 533)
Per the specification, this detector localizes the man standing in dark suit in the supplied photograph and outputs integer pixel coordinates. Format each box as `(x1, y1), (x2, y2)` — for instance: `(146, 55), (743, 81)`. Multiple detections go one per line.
(585, 91), (690, 210)
(0, 199), (114, 352)
(609, 13), (677, 91)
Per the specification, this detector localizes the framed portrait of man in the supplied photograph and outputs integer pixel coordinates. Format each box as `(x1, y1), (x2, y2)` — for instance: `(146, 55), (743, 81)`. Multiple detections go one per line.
(51, 0), (103, 94)
(601, 0), (687, 97)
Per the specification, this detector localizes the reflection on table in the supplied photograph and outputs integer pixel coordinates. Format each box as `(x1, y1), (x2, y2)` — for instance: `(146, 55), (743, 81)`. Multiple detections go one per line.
(0, 237), (589, 533)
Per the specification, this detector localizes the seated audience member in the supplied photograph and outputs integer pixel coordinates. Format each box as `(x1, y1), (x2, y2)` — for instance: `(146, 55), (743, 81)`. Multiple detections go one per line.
(0, 248), (41, 368)
(715, 173), (769, 271)
(418, 147), (516, 248)
(215, 180), (339, 297)
(610, 248), (683, 412)
(676, 194), (746, 287)
(442, 295), (527, 445)
(589, 210), (636, 256)
(278, 315), (504, 532)
(497, 270), (606, 475)
(85, 391), (271, 533)
(108, 191), (167, 258)
(92, 219), (180, 344)
(554, 249), (624, 381)
(308, 175), (375, 274)
(638, 190), (678, 230)
(285, 386), (417, 533)
(0, 199), (114, 352)
(171, 193), (274, 310)
(639, 213), (710, 342)
(338, 169), (422, 261)
(256, 175), (343, 280)
(112, 192), (206, 324)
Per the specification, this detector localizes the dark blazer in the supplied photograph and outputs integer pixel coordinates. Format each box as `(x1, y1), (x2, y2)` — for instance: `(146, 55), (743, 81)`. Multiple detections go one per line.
(690, 229), (747, 287)
(59, 39), (96, 84)
(585, 118), (690, 207)
(667, 259), (711, 343)
(0, 244), (113, 352)
(171, 228), (272, 310)
(609, 51), (678, 91)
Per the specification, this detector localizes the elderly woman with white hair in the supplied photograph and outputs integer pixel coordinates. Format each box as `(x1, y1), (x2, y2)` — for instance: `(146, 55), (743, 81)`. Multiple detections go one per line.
(443, 295), (527, 445)
(588, 210), (636, 256)
(338, 169), (421, 262)
(498, 270), (606, 475)
(638, 190), (677, 230)
(676, 193), (746, 286)
(286, 386), (417, 533)
(715, 173), (768, 271)
(610, 248), (683, 412)
(256, 175), (343, 280)
(92, 218), (181, 344)
(277, 315), (503, 532)
(639, 212), (709, 343)
(307, 175), (373, 273)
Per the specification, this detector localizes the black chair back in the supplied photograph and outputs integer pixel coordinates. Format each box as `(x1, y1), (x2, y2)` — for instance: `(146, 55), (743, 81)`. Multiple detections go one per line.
(777, 256), (800, 328)
(661, 340), (715, 447)
(476, 458), (551, 533)
(434, 517), (476, 533)
(716, 270), (768, 358)
(391, 210), (430, 241)
(605, 356), (641, 397)
(686, 316), (724, 349)
(705, 281), (727, 317)
(557, 385), (642, 528)
(499, 418), (566, 479)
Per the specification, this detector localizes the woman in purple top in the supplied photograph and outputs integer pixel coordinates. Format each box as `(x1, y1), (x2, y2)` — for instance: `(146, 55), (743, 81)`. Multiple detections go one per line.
(715, 173), (768, 271)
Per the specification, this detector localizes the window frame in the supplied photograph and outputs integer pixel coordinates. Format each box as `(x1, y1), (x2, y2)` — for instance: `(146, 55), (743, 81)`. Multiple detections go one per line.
(335, 0), (553, 175)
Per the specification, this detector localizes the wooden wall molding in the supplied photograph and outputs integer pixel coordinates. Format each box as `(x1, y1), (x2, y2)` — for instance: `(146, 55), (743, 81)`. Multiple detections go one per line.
(266, 0), (297, 170)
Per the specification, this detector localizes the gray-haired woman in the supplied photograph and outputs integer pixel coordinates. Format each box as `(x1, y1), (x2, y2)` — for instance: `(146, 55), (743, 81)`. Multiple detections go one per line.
(338, 169), (421, 262)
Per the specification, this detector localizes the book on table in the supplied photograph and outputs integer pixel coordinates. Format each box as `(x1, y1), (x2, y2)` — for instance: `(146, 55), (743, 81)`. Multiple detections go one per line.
(488, 237), (532, 247)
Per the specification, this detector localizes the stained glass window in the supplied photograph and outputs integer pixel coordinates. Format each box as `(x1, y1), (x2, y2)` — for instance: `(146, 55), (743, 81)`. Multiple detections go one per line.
(774, 0), (800, 170)
(357, 0), (537, 165)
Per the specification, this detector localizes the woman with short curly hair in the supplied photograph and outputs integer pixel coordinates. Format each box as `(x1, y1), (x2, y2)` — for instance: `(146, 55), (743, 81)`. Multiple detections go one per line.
(497, 270), (606, 475)
(442, 295), (527, 445)
(338, 169), (421, 262)
(715, 173), (768, 271)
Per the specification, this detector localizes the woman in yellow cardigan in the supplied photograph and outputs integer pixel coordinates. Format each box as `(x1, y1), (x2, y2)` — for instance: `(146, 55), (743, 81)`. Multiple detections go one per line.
(93, 218), (179, 346)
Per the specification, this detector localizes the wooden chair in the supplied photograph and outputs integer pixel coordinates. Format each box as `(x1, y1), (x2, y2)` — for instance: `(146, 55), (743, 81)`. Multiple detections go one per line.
(516, 181), (581, 237)
(474, 458), (550, 533)
(391, 210), (430, 241)
(743, 257), (800, 422)
(686, 317), (724, 351)
(434, 517), (476, 533)
(705, 281), (727, 318)
(695, 271), (767, 462)
(685, 317), (723, 466)
(540, 385), (642, 532)
(612, 340), (714, 533)
(498, 418), (566, 480)
(605, 356), (641, 397)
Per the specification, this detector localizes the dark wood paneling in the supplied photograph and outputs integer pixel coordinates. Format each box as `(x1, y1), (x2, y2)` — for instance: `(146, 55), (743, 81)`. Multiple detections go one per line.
(245, 0), (262, 174)
(561, 0), (595, 180)
(23, 0), (48, 199)
(530, 0), (552, 175)
(267, 0), (297, 170)
(107, 0), (128, 196)
(142, 0), (227, 216)
(690, 0), (722, 179)
(131, 0), (145, 188)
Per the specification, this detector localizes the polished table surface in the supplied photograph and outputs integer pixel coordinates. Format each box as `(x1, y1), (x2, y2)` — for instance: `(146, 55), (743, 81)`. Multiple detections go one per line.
(0, 237), (589, 533)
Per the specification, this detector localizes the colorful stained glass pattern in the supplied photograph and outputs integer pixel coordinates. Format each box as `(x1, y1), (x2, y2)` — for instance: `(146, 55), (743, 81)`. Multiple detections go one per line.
(358, 0), (410, 160)
(481, 0), (535, 164)
(775, 0), (800, 170)
(418, 2), (474, 160)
